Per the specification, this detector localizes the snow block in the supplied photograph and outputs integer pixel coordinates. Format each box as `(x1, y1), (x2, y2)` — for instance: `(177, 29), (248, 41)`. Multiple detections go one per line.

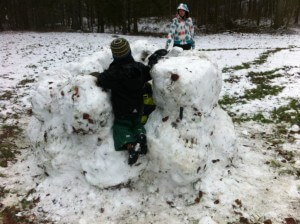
(28, 46), (147, 188)
(146, 49), (236, 186)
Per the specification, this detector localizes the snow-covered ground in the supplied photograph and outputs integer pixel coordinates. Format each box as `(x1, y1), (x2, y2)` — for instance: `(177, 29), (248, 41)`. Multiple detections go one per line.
(0, 32), (300, 224)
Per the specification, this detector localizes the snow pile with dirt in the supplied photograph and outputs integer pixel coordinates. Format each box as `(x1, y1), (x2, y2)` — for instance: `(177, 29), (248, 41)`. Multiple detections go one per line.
(147, 49), (236, 187)
(28, 42), (236, 190)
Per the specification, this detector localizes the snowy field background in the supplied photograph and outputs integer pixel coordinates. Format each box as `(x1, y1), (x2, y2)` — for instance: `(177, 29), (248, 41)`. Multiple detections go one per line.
(0, 32), (300, 223)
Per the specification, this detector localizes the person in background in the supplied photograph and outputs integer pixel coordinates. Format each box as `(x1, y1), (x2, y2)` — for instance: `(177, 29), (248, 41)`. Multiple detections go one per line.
(166, 3), (195, 50)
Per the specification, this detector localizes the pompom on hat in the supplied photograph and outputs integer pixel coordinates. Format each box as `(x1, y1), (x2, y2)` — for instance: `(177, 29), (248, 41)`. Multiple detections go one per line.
(110, 38), (131, 58)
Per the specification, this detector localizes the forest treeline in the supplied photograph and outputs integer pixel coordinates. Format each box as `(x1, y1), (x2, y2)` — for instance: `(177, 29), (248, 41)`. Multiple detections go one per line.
(0, 0), (299, 33)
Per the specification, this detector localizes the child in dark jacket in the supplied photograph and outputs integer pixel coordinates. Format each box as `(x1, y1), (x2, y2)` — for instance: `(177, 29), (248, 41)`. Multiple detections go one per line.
(91, 38), (155, 165)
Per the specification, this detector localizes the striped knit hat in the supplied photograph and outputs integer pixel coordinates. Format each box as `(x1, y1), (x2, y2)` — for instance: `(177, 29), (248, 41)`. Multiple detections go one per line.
(110, 38), (131, 58)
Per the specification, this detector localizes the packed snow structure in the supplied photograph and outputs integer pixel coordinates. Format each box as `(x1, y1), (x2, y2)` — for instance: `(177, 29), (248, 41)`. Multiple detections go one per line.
(146, 49), (236, 189)
(28, 40), (236, 190)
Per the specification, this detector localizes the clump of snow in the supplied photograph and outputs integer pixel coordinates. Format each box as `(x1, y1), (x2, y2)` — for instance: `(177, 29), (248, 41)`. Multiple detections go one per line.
(290, 124), (300, 133)
(28, 41), (236, 190)
(131, 40), (157, 62)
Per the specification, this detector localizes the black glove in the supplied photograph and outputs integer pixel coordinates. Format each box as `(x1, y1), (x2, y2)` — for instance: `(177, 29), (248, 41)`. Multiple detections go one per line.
(154, 49), (168, 57)
(148, 56), (158, 68)
(89, 72), (100, 78)
(148, 49), (168, 68)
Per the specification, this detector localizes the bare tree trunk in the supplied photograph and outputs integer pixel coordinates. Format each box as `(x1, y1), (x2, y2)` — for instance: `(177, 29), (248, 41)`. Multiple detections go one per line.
(78, 0), (82, 30)
(256, 0), (261, 26)
(61, 3), (65, 27)
(284, 0), (297, 28)
(132, 0), (138, 33)
(214, 0), (218, 25)
(273, 0), (285, 28)
(196, 0), (202, 27)
(86, 2), (91, 31)
(127, 0), (131, 33)
(0, 12), (2, 30)
(248, 0), (253, 19)
(295, 0), (300, 24)
(169, 0), (172, 18)
(122, 0), (127, 34)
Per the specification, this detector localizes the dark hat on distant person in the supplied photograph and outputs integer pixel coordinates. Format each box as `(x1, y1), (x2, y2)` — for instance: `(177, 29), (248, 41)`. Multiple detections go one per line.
(110, 38), (131, 58)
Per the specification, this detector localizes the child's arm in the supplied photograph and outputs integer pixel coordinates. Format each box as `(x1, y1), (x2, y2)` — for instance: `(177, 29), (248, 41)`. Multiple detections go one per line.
(96, 70), (115, 89)
(143, 66), (152, 82)
(166, 18), (177, 49)
(89, 72), (100, 78)
(89, 70), (114, 89)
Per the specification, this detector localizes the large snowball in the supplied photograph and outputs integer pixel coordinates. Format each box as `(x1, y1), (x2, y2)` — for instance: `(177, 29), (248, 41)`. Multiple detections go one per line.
(152, 51), (222, 115)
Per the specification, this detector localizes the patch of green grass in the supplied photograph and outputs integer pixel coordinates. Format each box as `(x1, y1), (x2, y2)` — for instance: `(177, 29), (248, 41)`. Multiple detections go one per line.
(270, 160), (282, 168)
(0, 146), (16, 158)
(0, 146), (19, 167)
(0, 206), (37, 223)
(296, 169), (300, 178)
(279, 150), (294, 161)
(244, 69), (285, 100)
(222, 48), (288, 73)
(251, 113), (273, 123)
(0, 186), (9, 198)
(199, 48), (244, 51)
(231, 113), (272, 124)
(278, 169), (294, 175)
(275, 124), (288, 135)
(222, 63), (251, 73)
(264, 126), (286, 145)
(271, 99), (300, 124)
(253, 48), (284, 65)
(243, 84), (284, 100)
(219, 95), (239, 106)
(12, 113), (20, 119)
(224, 75), (241, 83)
(0, 125), (23, 167)
(247, 70), (282, 85)
(222, 67), (230, 73)
(0, 188), (41, 223)
(0, 90), (14, 101)
(0, 125), (22, 138)
(232, 63), (251, 71)
(232, 114), (251, 123)
(220, 83), (285, 105)
(21, 199), (31, 210)
(220, 69), (286, 124)
(18, 79), (35, 86)
(0, 172), (6, 177)
(25, 64), (37, 69)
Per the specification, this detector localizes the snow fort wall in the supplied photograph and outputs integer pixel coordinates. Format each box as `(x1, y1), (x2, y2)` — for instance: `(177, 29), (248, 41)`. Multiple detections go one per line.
(28, 42), (236, 190)
(27, 46), (151, 188)
(146, 48), (236, 186)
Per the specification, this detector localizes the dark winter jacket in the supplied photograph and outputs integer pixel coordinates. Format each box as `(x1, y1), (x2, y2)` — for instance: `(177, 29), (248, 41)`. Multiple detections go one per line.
(95, 55), (152, 119)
